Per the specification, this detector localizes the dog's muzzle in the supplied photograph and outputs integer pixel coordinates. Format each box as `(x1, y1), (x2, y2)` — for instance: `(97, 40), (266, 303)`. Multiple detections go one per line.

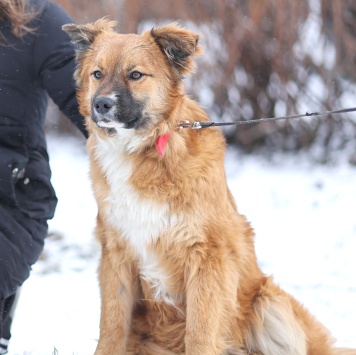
(92, 96), (120, 129)
(92, 94), (144, 130)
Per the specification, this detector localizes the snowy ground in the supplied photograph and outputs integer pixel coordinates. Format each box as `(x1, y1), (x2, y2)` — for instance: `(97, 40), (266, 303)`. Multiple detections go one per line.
(7, 135), (356, 354)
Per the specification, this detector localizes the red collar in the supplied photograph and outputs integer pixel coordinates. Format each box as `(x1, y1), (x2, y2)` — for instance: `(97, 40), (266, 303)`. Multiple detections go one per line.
(156, 133), (171, 157)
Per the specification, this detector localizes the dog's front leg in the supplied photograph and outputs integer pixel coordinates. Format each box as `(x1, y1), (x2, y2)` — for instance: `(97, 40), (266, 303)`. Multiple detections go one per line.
(184, 256), (236, 355)
(94, 243), (138, 355)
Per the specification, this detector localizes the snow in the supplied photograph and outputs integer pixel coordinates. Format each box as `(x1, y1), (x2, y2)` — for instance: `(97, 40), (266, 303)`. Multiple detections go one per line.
(7, 135), (356, 354)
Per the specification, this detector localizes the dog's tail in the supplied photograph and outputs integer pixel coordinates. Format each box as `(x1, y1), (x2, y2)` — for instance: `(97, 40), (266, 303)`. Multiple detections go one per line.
(333, 349), (356, 355)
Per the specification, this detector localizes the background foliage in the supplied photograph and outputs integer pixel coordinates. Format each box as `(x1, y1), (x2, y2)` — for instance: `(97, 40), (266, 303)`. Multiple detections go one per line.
(49, 0), (356, 163)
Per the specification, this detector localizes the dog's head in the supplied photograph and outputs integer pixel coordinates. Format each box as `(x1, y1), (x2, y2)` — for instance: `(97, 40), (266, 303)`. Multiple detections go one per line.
(63, 19), (202, 142)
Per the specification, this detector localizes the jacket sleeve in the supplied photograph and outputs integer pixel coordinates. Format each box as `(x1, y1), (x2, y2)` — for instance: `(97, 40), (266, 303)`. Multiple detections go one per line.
(32, 1), (88, 137)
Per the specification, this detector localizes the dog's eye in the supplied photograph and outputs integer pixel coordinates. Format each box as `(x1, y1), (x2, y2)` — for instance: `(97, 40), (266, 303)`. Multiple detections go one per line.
(129, 71), (143, 81)
(92, 70), (103, 80)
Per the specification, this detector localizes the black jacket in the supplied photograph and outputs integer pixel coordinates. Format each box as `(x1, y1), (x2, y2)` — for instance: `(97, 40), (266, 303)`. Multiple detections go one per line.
(0, 0), (86, 299)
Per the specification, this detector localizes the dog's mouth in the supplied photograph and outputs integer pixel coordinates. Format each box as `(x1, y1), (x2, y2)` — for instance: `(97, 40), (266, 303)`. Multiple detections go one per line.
(95, 117), (141, 131)
(97, 118), (119, 128)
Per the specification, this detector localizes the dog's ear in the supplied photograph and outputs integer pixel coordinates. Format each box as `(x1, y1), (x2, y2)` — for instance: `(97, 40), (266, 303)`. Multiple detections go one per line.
(62, 18), (116, 53)
(150, 23), (202, 76)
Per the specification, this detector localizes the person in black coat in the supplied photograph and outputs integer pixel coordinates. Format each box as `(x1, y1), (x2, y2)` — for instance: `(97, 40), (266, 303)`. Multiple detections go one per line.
(0, 0), (87, 352)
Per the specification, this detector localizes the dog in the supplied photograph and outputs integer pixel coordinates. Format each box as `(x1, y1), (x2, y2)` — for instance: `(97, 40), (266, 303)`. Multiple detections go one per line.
(63, 19), (355, 355)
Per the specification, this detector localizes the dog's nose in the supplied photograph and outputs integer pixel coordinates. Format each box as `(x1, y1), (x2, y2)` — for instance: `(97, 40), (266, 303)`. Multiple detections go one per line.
(93, 97), (115, 115)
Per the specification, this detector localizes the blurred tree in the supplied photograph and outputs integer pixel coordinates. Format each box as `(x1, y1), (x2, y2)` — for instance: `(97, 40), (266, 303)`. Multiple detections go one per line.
(50, 0), (356, 163)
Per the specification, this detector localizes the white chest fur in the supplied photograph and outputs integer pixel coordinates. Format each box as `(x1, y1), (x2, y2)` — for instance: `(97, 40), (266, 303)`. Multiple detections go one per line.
(93, 135), (175, 302)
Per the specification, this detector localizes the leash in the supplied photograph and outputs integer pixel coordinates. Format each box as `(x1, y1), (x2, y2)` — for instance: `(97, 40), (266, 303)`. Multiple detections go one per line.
(177, 106), (356, 129)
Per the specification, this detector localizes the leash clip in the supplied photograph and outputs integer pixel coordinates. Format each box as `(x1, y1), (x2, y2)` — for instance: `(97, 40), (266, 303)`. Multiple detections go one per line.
(177, 121), (203, 129)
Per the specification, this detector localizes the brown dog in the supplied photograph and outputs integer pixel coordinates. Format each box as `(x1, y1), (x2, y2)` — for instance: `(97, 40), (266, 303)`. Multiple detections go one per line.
(63, 19), (355, 355)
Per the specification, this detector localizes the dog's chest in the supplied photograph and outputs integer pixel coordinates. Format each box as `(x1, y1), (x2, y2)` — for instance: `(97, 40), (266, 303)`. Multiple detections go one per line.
(94, 139), (183, 304)
(139, 252), (181, 305)
(94, 138), (173, 249)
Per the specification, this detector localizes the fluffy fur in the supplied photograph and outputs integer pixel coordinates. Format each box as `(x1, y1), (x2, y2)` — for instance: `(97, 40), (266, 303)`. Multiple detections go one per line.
(63, 19), (355, 355)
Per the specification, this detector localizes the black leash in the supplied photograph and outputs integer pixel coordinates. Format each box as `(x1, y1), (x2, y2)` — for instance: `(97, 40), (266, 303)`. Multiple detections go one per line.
(177, 106), (356, 129)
